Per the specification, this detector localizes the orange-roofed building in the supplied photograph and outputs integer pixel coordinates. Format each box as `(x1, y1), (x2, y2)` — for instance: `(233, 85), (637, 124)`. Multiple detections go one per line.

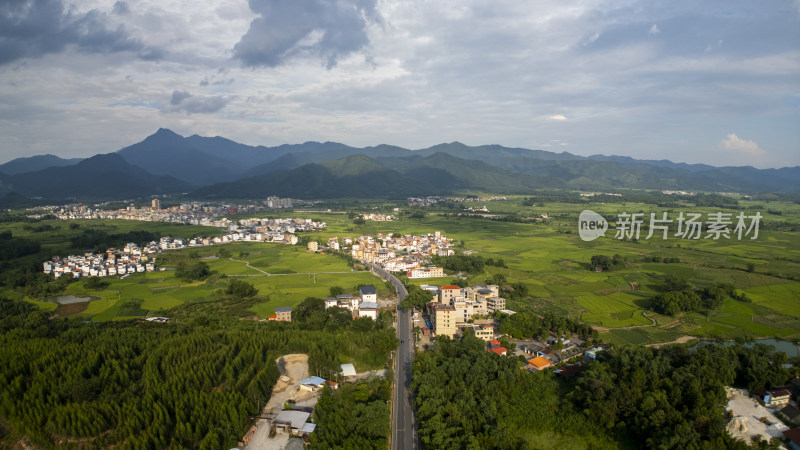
(489, 339), (501, 347)
(486, 346), (507, 356)
(439, 285), (461, 303)
(528, 356), (551, 371)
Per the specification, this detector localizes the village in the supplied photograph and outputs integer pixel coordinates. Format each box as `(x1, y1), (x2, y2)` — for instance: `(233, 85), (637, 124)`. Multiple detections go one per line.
(43, 218), (327, 279)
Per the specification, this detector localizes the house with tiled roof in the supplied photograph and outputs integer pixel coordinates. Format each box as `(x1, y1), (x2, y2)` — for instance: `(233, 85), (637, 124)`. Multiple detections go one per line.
(528, 356), (551, 371)
(486, 346), (507, 356)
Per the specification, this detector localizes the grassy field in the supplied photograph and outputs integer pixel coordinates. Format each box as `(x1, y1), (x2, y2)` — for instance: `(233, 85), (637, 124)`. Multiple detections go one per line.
(6, 194), (800, 343)
(12, 241), (387, 321)
(282, 196), (800, 344)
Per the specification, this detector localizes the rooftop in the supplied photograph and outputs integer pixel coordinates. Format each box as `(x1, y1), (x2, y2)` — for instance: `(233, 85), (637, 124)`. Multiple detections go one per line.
(340, 363), (357, 377)
(529, 356), (551, 369)
(300, 376), (326, 386)
(275, 306), (292, 313)
(784, 428), (800, 446)
(275, 410), (311, 430)
(359, 286), (376, 294)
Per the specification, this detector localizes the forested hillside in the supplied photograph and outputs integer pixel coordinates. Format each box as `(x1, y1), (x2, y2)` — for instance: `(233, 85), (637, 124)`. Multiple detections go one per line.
(0, 298), (395, 448)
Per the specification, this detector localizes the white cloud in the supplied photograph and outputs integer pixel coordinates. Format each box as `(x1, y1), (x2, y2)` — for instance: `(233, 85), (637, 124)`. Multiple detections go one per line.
(583, 32), (601, 46)
(720, 133), (765, 157)
(0, 0), (798, 168)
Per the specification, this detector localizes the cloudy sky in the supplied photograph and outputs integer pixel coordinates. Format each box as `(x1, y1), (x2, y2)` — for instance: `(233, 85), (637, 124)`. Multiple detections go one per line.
(1, 0), (798, 168)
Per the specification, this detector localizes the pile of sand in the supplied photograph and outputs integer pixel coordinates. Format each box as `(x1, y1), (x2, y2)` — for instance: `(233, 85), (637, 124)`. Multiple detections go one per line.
(727, 416), (749, 440)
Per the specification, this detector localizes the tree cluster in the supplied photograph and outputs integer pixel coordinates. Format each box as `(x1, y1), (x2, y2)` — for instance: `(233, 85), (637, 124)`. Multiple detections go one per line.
(571, 344), (790, 448)
(642, 256), (681, 263)
(650, 277), (738, 316)
(69, 229), (159, 253)
(400, 285), (434, 310)
(0, 297), (396, 448)
(590, 254), (626, 272)
(225, 279), (258, 298)
(431, 254), (485, 274)
(412, 332), (793, 449)
(0, 231), (41, 260)
(496, 311), (599, 342)
(310, 378), (390, 449)
(175, 261), (211, 281)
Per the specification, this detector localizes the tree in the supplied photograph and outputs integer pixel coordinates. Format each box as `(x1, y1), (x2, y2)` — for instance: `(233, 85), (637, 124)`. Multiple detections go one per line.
(400, 287), (433, 310)
(175, 261), (211, 281)
(329, 286), (344, 297)
(488, 273), (507, 286)
(225, 279), (258, 298)
(663, 274), (691, 292)
(83, 276), (109, 290)
(590, 255), (612, 272)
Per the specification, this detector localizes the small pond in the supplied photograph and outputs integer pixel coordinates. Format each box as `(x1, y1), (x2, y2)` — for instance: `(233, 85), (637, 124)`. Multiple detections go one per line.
(46, 295), (99, 305)
(691, 338), (799, 358)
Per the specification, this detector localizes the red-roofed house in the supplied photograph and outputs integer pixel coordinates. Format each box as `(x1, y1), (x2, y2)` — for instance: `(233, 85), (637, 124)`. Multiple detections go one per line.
(486, 346), (507, 356)
(489, 339), (501, 347)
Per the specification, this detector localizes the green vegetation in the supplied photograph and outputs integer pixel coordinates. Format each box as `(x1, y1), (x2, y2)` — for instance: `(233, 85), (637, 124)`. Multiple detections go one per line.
(400, 284), (434, 310)
(496, 311), (599, 342)
(0, 231), (40, 260)
(175, 260), (211, 281)
(225, 279), (258, 298)
(0, 297), (393, 448)
(267, 195), (800, 344)
(310, 378), (391, 449)
(413, 334), (794, 449)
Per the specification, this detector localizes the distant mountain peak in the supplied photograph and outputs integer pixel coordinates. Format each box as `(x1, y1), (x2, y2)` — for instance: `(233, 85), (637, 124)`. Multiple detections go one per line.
(155, 127), (181, 136)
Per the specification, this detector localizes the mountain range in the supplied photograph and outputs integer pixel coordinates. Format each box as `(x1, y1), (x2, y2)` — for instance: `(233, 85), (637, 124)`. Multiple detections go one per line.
(1, 128), (798, 204)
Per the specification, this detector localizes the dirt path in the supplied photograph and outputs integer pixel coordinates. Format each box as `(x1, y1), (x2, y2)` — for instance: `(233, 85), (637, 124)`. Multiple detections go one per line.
(244, 354), (316, 450)
(645, 335), (697, 348)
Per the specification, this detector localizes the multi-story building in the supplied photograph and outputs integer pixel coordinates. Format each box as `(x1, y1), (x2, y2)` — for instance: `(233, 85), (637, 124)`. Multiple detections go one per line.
(275, 306), (292, 322)
(359, 286), (377, 303)
(358, 302), (379, 320)
(406, 266), (444, 279)
(439, 285), (461, 304)
(429, 302), (457, 338)
(487, 297), (506, 313)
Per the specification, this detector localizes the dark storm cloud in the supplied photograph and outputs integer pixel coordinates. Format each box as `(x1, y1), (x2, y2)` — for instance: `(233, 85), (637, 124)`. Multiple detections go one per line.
(233, 0), (380, 68)
(0, 0), (144, 65)
(164, 90), (229, 114)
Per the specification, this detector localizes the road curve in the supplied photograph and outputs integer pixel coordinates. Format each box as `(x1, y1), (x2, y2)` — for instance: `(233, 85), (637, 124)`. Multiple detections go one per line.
(363, 261), (418, 450)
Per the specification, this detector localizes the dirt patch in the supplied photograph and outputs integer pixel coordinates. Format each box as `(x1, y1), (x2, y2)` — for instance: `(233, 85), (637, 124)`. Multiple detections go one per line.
(244, 354), (315, 450)
(276, 354), (309, 383)
(646, 335), (697, 348)
(725, 387), (788, 443)
(55, 302), (88, 316)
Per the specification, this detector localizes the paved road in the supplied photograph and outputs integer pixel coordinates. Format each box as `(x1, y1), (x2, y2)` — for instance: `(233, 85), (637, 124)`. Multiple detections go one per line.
(364, 262), (418, 450)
